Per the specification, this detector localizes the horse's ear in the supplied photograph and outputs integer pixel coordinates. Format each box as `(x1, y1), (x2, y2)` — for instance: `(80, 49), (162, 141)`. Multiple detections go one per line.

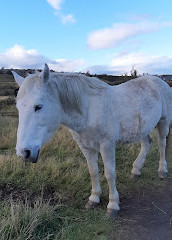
(42, 63), (50, 83)
(11, 71), (25, 87)
(26, 72), (30, 77)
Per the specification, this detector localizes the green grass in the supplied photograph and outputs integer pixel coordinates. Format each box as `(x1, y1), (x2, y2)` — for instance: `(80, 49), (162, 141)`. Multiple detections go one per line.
(0, 197), (116, 240)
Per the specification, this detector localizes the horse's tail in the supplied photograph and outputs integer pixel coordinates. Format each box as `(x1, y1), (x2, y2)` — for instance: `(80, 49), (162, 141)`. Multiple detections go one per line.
(165, 122), (172, 161)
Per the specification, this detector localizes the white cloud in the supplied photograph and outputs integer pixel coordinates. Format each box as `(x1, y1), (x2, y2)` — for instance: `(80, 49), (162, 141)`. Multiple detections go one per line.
(46, 0), (76, 24)
(61, 14), (76, 24)
(49, 59), (85, 72)
(111, 52), (172, 74)
(87, 21), (172, 50)
(1, 45), (172, 75)
(0, 45), (85, 72)
(46, 0), (63, 10)
(83, 52), (172, 75)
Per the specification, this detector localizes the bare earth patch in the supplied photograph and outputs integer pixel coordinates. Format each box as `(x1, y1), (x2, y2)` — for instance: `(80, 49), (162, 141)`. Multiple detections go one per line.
(116, 179), (172, 240)
(0, 96), (9, 100)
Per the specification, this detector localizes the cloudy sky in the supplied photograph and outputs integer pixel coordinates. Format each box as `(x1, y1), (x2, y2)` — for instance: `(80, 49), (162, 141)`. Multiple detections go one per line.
(0, 0), (172, 75)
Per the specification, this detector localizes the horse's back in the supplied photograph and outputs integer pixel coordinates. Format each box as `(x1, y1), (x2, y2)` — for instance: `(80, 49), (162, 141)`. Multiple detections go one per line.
(114, 75), (171, 94)
(111, 75), (172, 143)
(113, 75), (172, 112)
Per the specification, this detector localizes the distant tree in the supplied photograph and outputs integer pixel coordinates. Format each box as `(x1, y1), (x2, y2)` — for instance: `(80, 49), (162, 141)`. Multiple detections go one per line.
(130, 65), (138, 78)
(0, 67), (4, 74)
(85, 70), (91, 76)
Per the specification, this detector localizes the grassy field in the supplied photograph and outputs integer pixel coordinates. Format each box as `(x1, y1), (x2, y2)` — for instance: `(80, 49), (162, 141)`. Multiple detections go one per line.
(0, 73), (171, 239)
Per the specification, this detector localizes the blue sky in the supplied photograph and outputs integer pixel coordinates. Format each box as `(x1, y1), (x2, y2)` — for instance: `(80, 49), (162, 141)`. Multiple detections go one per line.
(0, 0), (172, 75)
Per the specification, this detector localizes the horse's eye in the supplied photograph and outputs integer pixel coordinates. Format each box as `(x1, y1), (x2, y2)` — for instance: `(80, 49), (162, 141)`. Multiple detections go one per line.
(34, 105), (43, 112)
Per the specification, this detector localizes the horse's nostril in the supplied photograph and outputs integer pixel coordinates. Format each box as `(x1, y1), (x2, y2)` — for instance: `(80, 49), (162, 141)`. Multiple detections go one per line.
(24, 149), (31, 159)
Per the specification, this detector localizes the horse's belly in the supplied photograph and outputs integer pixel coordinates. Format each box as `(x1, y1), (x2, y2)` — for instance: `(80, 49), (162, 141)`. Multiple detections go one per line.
(118, 110), (161, 144)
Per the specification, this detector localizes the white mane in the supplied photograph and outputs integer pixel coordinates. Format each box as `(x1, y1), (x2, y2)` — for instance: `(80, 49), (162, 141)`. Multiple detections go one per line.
(49, 73), (108, 113)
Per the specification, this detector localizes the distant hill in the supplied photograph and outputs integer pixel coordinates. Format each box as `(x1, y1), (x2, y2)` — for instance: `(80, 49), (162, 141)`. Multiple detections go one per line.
(1, 68), (172, 97)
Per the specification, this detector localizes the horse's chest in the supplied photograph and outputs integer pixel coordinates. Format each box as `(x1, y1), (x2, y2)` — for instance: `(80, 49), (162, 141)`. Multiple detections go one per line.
(70, 127), (105, 151)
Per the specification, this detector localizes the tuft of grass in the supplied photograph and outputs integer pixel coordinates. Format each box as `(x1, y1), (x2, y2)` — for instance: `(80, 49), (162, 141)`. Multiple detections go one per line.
(0, 198), (62, 240)
(0, 116), (18, 152)
(0, 196), (114, 240)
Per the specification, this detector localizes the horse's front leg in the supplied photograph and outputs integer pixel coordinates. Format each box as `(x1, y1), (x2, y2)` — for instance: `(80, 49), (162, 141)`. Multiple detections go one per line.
(100, 143), (119, 219)
(80, 147), (102, 209)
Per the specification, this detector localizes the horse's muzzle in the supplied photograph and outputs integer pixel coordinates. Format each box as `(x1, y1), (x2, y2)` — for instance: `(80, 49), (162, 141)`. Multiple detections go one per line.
(18, 147), (40, 163)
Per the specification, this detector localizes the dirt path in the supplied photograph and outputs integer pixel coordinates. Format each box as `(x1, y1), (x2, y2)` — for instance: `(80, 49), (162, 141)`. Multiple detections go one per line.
(116, 179), (172, 240)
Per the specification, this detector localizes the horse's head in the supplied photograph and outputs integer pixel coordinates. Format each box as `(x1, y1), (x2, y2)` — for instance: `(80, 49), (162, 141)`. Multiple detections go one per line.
(12, 64), (61, 163)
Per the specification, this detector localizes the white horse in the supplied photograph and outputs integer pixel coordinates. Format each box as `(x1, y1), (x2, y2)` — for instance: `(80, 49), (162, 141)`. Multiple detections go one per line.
(12, 64), (172, 218)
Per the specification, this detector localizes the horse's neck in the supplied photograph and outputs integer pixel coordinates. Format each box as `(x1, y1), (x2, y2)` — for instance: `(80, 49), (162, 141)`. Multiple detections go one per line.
(61, 111), (86, 132)
(61, 102), (87, 132)
(60, 86), (109, 132)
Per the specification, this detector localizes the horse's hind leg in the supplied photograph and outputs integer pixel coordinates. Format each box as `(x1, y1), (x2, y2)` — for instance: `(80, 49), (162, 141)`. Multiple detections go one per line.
(131, 135), (152, 178)
(157, 121), (169, 179)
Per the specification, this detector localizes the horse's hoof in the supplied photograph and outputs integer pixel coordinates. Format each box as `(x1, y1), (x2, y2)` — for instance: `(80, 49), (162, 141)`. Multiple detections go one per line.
(130, 173), (140, 180)
(158, 171), (168, 179)
(85, 200), (99, 209)
(106, 209), (119, 219)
